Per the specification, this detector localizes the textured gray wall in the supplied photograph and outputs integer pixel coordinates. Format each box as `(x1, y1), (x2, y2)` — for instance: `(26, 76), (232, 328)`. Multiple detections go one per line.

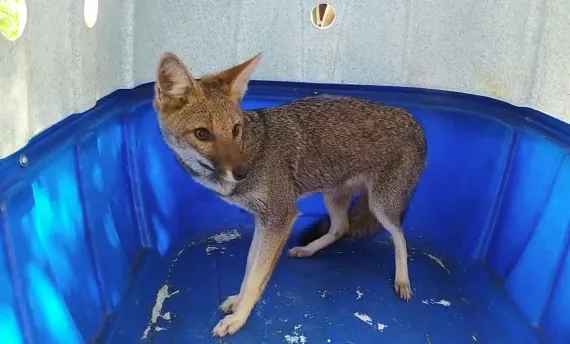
(1, 0), (569, 158)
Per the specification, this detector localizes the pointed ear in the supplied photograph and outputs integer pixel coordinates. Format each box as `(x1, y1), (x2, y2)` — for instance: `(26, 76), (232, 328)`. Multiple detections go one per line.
(154, 52), (201, 109)
(214, 53), (262, 101)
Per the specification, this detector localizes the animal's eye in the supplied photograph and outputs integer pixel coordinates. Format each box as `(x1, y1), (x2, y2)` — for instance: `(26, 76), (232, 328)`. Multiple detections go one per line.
(232, 124), (242, 138)
(194, 128), (211, 141)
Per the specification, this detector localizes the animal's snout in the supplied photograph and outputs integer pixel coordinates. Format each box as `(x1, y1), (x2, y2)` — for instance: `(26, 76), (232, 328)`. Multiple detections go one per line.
(213, 139), (247, 182)
(231, 165), (249, 181)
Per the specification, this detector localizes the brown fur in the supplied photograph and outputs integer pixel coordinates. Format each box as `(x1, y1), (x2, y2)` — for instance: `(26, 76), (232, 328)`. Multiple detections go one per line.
(153, 52), (427, 337)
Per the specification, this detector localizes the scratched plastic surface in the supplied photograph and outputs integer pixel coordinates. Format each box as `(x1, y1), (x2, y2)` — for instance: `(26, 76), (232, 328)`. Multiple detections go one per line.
(1, 81), (568, 344)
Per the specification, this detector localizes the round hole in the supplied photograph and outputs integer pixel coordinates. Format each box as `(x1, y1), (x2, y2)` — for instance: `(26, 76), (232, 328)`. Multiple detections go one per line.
(84, 0), (98, 28)
(0, 0), (27, 41)
(310, 3), (336, 30)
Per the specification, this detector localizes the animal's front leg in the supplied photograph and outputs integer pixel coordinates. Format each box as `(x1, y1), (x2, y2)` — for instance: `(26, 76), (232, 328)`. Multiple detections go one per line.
(219, 224), (260, 314)
(212, 211), (296, 337)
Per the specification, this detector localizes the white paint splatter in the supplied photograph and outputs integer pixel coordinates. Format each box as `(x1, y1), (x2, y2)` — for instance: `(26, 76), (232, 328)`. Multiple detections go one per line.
(472, 335), (477, 341)
(422, 299), (451, 307)
(424, 253), (451, 274)
(320, 290), (329, 298)
(205, 246), (219, 254)
(284, 335), (307, 344)
(354, 313), (389, 332)
(356, 287), (363, 300)
(155, 326), (166, 332)
(284, 325), (307, 344)
(141, 285), (179, 339)
(354, 312), (373, 326)
(303, 311), (315, 319)
(327, 340), (331, 343)
(209, 229), (241, 243)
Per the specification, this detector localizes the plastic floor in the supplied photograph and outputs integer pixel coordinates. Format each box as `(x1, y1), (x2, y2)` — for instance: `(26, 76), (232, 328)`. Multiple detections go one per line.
(101, 222), (544, 344)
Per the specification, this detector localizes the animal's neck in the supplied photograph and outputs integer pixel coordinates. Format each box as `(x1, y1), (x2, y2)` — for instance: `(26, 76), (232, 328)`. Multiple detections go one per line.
(241, 109), (267, 166)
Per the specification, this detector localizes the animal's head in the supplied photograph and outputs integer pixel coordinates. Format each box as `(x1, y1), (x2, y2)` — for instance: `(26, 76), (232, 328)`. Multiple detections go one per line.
(153, 52), (262, 183)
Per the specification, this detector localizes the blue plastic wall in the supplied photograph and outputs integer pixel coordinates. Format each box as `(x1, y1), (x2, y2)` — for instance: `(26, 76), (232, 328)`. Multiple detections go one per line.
(1, 82), (569, 343)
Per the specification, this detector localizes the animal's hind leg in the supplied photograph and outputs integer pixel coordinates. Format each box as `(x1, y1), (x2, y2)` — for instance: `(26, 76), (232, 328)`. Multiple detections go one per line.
(288, 188), (351, 258)
(367, 177), (413, 301)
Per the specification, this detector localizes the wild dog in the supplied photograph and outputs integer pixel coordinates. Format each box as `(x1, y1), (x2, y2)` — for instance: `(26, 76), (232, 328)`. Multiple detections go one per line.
(153, 52), (427, 337)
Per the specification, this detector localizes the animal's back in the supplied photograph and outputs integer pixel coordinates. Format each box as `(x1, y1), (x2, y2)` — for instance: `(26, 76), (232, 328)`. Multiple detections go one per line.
(258, 95), (426, 192)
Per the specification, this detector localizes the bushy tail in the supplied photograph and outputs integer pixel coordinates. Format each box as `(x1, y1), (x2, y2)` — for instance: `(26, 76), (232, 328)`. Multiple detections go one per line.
(297, 194), (380, 246)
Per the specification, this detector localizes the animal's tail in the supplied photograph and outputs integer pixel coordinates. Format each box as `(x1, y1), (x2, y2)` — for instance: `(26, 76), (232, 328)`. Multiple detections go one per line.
(297, 194), (380, 246)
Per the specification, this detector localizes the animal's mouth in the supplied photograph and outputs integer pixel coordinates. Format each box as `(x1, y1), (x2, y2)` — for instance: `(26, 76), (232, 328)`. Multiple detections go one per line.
(197, 161), (240, 184)
(198, 161), (215, 172)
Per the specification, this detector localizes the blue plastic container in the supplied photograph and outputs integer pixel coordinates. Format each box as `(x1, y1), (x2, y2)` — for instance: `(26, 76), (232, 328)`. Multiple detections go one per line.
(1, 81), (568, 343)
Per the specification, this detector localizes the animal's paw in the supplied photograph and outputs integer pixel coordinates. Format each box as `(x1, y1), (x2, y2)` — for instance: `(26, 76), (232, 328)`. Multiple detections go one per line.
(288, 246), (315, 258)
(211, 312), (249, 337)
(394, 279), (412, 301)
(219, 294), (241, 314)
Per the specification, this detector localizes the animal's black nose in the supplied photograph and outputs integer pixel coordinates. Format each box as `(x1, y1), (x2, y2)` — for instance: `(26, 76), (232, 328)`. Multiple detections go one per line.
(232, 165), (249, 181)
